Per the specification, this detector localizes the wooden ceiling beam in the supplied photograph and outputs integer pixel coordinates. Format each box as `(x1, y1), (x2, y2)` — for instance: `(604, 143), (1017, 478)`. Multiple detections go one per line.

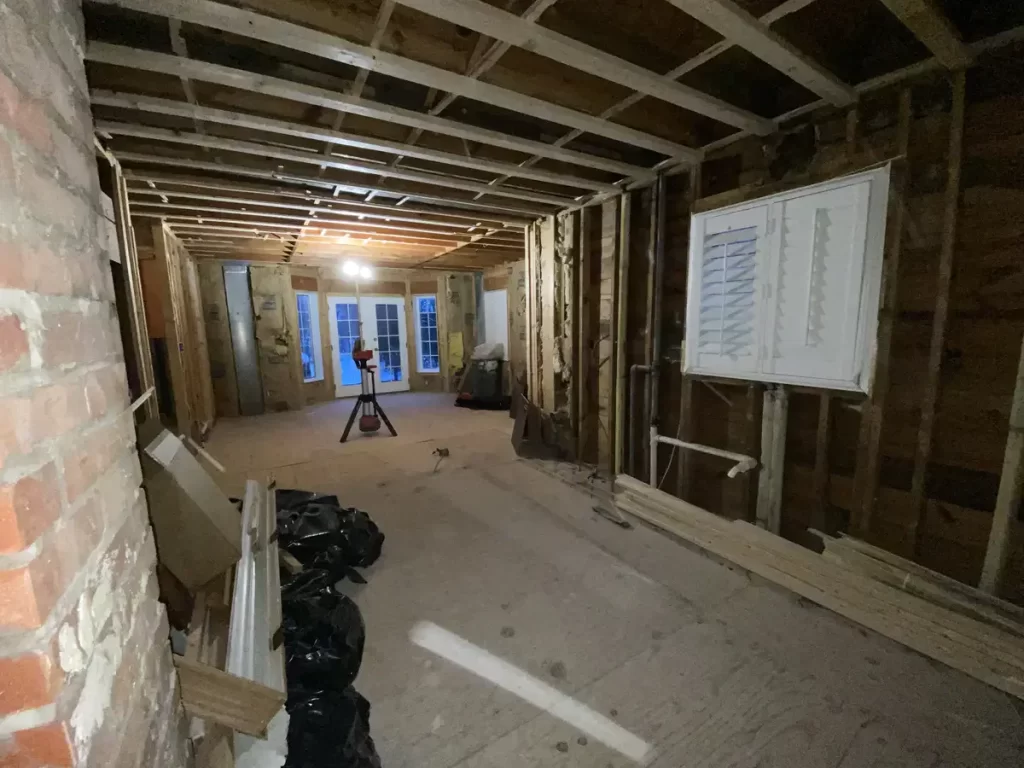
(129, 203), (474, 244)
(92, 91), (616, 193)
(128, 187), (495, 233)
(662, 0), (855, 105)
(396, 0), (778, 132)
(86, 43), (648, 178)
(98, 121), (575, 207)
(169, 229), (452, 247)
(122, 170), (528, 228)
(468, 0), (819, 197)
(86, 1), (697, 159)
(113, 151), (550, 218)
(876, 0), (972, 69)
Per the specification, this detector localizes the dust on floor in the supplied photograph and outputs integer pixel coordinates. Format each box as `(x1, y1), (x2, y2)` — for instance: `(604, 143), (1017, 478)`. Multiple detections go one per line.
(207, 393), (1024, 768)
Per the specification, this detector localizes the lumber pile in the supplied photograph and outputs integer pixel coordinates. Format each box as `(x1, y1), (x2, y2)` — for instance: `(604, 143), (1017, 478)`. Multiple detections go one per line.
(614, 474), (1024, 701)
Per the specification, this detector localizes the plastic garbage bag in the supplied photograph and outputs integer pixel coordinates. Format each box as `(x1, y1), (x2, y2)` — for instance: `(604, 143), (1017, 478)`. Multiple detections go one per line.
(275, 490), (385, 571)
(284, 687), (381, 768)
(283, 580), (365, 693)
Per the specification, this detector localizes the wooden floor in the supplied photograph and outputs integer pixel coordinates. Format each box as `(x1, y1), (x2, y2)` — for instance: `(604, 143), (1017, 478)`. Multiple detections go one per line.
(207, 393), (1024, 768)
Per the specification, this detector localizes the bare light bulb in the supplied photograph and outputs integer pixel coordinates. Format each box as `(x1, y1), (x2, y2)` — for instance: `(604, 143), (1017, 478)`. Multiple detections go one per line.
(342, 260), (359, 276)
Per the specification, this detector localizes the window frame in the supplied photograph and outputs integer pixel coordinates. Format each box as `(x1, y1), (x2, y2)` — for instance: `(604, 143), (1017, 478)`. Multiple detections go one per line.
(684, 165), (890, 393)
(295, 290), (324, 383)
(413, 294), (441, 374)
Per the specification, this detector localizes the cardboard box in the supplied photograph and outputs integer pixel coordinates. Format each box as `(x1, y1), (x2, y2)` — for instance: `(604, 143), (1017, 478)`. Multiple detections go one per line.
(139, 422), (242, 591)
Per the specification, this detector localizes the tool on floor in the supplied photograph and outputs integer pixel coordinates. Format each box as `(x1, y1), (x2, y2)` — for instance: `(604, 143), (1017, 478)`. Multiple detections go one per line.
(432, 447), (449, 473)
(340, 343), (398, 443)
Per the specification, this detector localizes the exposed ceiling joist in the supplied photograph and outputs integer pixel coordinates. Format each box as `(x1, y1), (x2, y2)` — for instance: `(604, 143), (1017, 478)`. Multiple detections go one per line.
(128, 201), (482, 242)
(169, 228), (461, 248)
(461, 0), (820, 197)
(170, 220), (518, 244)
(98, 121), (575, 207)
(876, 0), (972, 69)
(87, 0), (699, 159)
(662, 0), (855, 105)
(395, 0), (778, 132)
(122, 171), (529, 228)
(91, 91), (616, 193)
(86, 43), (648, 178)
(126, 187), (515, 233)
(112, 152), (553, 217)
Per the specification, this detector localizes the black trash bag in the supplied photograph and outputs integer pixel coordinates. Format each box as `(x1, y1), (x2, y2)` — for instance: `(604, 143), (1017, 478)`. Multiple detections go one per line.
(284, 686), (382, 768)
(283, 589), (366, 693)
(276, 490), (341, 513)
(275, 489), (385, 571)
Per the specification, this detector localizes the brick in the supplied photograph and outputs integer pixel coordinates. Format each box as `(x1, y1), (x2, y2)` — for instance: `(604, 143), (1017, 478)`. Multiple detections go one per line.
(0, 463), (61, 554)
(83, 364), (130, 423)
(0, 648), (60, 715)
(16, 162), (93, 242)
(39, 310), (118, 370)
(0, 70), (52, 155)
(61, 415), (134, 504)
(0, 722), (73, 768)
(0, 380), (91, 468)
(0, 236), (106, 300)
(0, 496), (104, 630)
(0, 313), (28, 373)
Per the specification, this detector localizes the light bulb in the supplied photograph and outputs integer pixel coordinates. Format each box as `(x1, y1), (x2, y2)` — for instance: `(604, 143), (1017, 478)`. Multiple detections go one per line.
(342, 260), (359, 276)
(359, 266), (373, 279)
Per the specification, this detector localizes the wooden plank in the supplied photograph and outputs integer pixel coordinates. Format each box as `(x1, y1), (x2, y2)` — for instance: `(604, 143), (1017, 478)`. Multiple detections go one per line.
(95, 92), (609, 193)
(614, 476), (1024, 700)
(125, 170), (529, 228)
(118, 151), (545, 218)
(820, 538), (1024, 638)
(613, 193), (631, 476)
(755, 387), (788, 534)
(86, 1), (695, 160)
(100, 121), (572, 207)
(540, 217), (556, 411)
(877, 0), (972, 69)
(89, 45), (645, 179)
(576, 206), (592, 459)
(558, 210), (578, 425)
(151, 224), (194, 436)
(980, 329), (1024, 595)
(663, 0), (855, 106)
(812, 394), (832, 531)
(128, 188), (516, 232)
(597, 199), (619, 472)
(852, 88), (912, 537)
(173, 656), (285, 738)
(395, 0), (773, 137)
(909, 71), (966, 550)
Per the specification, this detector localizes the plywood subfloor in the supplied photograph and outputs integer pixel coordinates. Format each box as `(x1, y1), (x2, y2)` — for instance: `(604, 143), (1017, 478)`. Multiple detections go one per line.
(206, 393), (1023, 767)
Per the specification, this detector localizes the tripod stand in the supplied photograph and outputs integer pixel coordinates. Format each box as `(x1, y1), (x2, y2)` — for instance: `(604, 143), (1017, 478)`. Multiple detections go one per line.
(340, 349), (398, 443)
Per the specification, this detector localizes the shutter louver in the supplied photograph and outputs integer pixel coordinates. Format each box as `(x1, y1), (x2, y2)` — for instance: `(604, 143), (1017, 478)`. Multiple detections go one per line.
(688, 206), (768, 376)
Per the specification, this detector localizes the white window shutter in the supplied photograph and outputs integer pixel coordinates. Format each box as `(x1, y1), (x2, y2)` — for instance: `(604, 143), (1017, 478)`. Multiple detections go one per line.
(686, 205), (768, 376)
(765, 180), (871, 384)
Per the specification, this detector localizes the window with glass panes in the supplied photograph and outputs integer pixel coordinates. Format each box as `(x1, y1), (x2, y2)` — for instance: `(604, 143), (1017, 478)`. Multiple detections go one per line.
(415, 295), (440, 373)
(295, 291), (322, 382)
(333, 301), (362, 387)
(374, 302), (403, 382)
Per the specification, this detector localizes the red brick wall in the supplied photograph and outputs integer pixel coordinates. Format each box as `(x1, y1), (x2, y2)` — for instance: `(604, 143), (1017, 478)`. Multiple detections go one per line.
(0, 1), (189, 766)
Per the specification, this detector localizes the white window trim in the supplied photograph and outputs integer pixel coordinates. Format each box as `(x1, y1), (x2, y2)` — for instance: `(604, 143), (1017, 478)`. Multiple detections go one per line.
(295, 290), (324, 383)
(414, 294), (441, 374)
(684, 164), (890, 394)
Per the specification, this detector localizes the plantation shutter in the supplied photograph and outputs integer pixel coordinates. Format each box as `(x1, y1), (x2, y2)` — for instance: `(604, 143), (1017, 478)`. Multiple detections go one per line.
(687, 204), (768, 376)
(764, 179), (871, 384)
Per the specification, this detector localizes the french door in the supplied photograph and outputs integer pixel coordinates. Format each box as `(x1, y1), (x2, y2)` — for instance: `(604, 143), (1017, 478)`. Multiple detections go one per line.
(327, 295), (410, 398)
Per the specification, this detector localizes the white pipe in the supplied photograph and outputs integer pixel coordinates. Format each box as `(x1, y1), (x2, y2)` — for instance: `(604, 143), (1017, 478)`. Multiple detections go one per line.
(648, 426), (758, 486)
